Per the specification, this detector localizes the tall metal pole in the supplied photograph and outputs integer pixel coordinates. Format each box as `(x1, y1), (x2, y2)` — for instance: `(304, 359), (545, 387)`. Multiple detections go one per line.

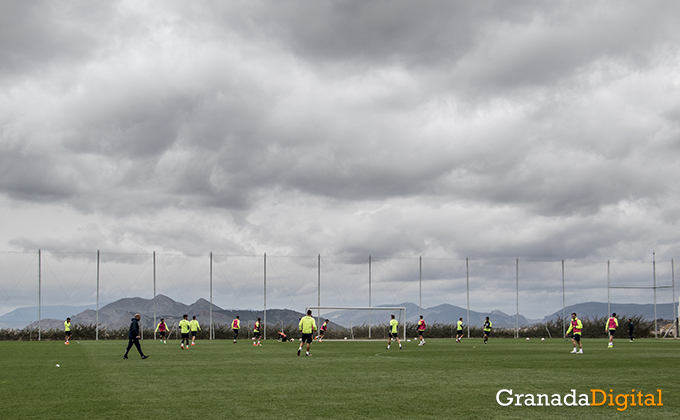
(516, 258), (519, 339)
(263, 253), (267, 341)
(466, 257), (470, 339)
(672, 259), (676, 339)
(653, 252), (657, 338)
(607, 260), (610, 317)
(403, 308), (406, 342)
(369, 255), (372, 339)
(153, 251), (156, 341)
(317, 254), (321, 327)
(38, 249), (41, 342)
(96, 250), (100, 341)
(562, 260), (565, 338)
(419, 256), (422, 316)
(210, 252), (213, 340)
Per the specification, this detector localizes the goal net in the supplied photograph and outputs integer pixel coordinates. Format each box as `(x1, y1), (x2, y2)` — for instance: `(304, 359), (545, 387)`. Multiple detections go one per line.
(305, 306), (406, 341)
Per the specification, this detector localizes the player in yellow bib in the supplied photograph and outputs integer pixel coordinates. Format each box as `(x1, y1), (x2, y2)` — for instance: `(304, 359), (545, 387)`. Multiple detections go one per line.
(232, 316), (241, 343)
(456, 318), (464, 343)
(387, 314), (401, 350)
(417, 315), (426, 346)
(606, 312), (618, 348)
(316, 319), (329, 342)
(190, 316), (201, 346)
(483, 317), (492, 344)
(64, 318), (72, 345)
(565, 312), (583, 354)
(178, 314), (191, 350)
(297, 310), (317, 356)
(155, 318), (169, 344)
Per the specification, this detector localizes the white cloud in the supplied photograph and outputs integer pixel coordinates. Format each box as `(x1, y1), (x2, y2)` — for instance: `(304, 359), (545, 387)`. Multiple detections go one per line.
(1, 0), (679, 317)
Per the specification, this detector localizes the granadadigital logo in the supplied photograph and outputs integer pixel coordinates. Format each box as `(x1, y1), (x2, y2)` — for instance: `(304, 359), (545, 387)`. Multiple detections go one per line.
(496, 389), (663, 411)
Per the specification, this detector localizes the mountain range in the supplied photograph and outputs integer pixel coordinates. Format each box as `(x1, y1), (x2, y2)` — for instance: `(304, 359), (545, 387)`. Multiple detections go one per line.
(7, 295), (308, 331)
(0, 304), (93, 329)
(323, 302), (535, 329)
(542, 302), (677, 322)
(1, 296), (676, 330)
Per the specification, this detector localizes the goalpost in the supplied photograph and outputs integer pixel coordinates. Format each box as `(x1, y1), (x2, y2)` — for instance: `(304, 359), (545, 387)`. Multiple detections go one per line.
(305, 306), (407, 342)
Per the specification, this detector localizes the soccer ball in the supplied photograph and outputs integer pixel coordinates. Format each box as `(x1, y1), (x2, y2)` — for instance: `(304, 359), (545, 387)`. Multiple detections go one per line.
(56, 364), (60, 367)
(526, 337), (530, 341)
(541, 338), (545, 341)
(344, 337), (347, 340)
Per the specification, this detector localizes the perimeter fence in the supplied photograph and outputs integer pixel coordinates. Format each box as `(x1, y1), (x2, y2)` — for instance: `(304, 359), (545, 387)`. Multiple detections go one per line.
(0, 251), (676, 340)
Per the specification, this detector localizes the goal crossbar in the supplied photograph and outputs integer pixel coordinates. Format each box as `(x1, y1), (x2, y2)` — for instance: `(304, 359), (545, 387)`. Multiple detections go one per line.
(305, 306), (407, 341)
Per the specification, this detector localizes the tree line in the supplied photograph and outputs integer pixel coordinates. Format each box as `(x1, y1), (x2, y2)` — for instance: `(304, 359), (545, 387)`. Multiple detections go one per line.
(0, 315), (660, 341)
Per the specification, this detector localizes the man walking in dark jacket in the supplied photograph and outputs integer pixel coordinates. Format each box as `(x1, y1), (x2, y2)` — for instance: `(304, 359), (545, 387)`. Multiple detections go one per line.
(124, 313), (149, 360)
(628, 318), (635, 342)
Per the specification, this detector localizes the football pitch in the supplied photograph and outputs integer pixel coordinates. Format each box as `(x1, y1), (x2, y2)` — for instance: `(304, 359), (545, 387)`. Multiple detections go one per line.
(1, 337), (677, 419)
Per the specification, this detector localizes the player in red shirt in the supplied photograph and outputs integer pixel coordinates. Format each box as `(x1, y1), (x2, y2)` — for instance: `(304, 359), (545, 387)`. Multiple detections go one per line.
(316, 319), (329, 342)
(417, 315), (426, 346)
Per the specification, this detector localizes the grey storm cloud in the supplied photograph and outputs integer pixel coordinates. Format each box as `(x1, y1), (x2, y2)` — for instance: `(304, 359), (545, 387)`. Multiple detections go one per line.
(1, 0), (680, 265)
(0, 1), (119, 77)
(0, 141), (79, 201)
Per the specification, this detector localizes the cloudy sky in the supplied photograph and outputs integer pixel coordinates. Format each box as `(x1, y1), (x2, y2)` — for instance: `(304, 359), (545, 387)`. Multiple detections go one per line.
(1, 1), (679, 318)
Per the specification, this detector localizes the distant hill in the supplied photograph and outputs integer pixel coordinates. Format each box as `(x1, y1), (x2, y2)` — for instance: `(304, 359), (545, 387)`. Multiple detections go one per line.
(323, 302), (537, 329)
(21, 295), (337, 331)
(0, 304), (96, 329)
(542, 302), (677, 322)
(6, 297), (676, 331)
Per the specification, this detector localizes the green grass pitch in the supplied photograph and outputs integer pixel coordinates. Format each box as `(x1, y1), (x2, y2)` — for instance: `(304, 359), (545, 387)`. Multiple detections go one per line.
(1, 337), (678, 419)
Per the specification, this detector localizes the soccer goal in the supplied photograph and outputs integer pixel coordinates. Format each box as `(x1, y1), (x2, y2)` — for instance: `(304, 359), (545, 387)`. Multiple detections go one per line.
(305, 306), (407, 342)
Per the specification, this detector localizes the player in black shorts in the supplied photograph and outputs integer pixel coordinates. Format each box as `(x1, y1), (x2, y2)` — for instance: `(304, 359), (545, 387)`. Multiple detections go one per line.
(456, 318), (464, 343)
(483, 317), (492, 344)
(316, 319), (329, 342)
(298, 310), (317, 356)
(64, 317), (72, 345)
(178, 314), (191, 350)
(155, 318), (169, 344)
(252, 317), (262, 346)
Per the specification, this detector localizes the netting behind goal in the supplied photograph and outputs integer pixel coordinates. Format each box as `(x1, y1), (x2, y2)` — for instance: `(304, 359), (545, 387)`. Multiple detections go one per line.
(305, 306), (406, 341)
